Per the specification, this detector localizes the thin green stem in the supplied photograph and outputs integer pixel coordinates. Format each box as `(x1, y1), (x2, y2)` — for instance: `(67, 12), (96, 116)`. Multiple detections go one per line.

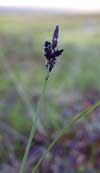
(19, 69), (49, 173)
(32, 100), (100, 173)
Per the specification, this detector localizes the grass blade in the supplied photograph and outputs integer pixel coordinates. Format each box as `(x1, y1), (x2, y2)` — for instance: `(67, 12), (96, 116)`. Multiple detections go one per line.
(32, 100), (100, 172)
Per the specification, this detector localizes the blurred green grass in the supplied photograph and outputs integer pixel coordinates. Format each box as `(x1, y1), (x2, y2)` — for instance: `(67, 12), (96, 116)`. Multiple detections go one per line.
(0, 12), (100, 132)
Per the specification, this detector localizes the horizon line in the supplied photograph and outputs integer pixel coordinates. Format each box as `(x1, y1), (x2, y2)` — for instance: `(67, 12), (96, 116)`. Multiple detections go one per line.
(0, 5), (100, 14)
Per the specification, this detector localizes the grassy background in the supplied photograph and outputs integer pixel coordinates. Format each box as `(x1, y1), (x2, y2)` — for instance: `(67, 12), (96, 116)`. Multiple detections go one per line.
(0, 11), (100, 131)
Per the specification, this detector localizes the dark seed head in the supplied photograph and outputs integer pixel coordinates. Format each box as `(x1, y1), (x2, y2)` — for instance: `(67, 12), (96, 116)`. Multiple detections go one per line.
(44, 25), (63, 72)
(54, 49), (63, 57)
(52, 25), (59, 49)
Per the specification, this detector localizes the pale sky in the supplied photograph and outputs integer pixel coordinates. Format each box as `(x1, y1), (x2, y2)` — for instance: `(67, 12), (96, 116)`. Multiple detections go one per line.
(0, 0), (100, 11)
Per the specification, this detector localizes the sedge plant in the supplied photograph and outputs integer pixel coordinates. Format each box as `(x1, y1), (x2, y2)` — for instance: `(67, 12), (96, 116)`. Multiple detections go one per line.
(19, 25), (63, 173)
(20, 25), (100, 173)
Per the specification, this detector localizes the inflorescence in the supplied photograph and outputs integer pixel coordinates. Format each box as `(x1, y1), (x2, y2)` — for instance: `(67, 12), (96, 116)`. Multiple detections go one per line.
(44, 25), (63, 72)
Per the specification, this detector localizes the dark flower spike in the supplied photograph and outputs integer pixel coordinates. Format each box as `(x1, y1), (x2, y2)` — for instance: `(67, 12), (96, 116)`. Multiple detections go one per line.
(44, 25), (63, 72)
(44, 41), (52, 61)
(52, 25), (59, 49)
(54, 49), (64, 57)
